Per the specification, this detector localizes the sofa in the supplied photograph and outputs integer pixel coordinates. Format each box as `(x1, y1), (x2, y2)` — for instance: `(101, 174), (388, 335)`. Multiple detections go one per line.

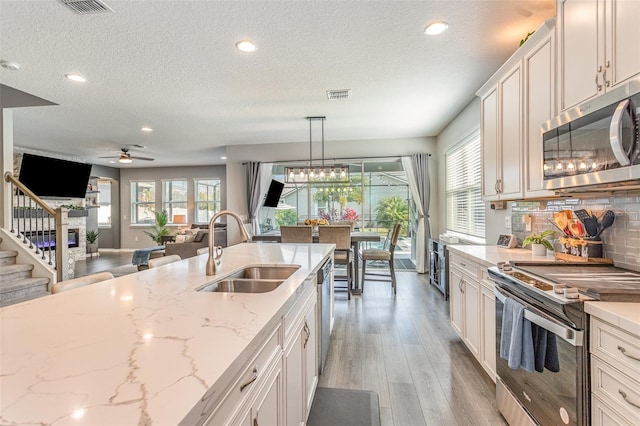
(164, 224), (227, 259)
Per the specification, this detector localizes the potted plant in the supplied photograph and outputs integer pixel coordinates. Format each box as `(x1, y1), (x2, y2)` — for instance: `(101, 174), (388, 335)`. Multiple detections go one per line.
(523, 230), (555, 256)
(86, 230), (101, 254)
(144, 210), (170, 245)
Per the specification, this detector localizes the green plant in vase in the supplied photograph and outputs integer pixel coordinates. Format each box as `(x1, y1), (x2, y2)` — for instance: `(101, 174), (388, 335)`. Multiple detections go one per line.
(86, 230), (101, 254)
(144, 210), (170, 245)
(522, 230), (555, 256)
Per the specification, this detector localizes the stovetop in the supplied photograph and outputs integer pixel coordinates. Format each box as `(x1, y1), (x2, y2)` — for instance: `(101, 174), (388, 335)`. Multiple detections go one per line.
(493, 261), (640, 304)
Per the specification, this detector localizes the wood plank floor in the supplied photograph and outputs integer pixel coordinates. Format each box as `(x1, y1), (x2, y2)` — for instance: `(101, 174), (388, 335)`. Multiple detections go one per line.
(319, 271), (506, 426)
(73, 250), (134, 277)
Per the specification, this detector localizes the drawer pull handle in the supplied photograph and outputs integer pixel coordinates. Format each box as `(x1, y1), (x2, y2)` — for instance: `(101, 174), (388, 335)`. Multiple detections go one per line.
(303, 321), (311, 348)
(619, 390), (640, 409)
(460, 262), (466, 267)
(617, 345), (640, 361)
(240, 367), (258, 391)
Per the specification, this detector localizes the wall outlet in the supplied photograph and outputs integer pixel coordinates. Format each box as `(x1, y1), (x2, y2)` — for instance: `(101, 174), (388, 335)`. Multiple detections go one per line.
(135, 236), (138, 241)
(505, 216), (512, 229)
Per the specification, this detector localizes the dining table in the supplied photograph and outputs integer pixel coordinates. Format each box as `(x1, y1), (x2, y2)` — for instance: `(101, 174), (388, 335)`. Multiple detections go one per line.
(252, 230), (382, 295)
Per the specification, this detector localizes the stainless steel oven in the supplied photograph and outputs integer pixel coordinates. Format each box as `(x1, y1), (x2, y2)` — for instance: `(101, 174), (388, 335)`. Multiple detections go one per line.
(494, 285), (587, 426)
(489, 261), (640, 426)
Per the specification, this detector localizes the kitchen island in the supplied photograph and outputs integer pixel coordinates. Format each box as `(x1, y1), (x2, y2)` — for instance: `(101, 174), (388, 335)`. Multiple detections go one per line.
(0, 243), (334, 425)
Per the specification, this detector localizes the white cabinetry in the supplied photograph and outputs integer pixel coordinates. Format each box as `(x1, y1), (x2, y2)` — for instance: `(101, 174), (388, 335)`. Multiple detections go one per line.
(480, 63), (523, 201)
(478, 19), (555, 201)
(449, 252), (496, 382)
(204, 323), (282, 426)
(524, 27), (556, 198)
(590, 317), (640, 425)
(558, 0), (640, 111)
(284, 277), (318, 426)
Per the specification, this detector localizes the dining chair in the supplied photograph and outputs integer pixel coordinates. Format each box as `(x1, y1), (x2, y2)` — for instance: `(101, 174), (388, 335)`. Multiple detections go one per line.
(52, 271), (115, 294)
(318, 225), (353, 300)
(280, 225), (313, 243)
(360, 223), (401, 294)
(148, 254), (182, 268)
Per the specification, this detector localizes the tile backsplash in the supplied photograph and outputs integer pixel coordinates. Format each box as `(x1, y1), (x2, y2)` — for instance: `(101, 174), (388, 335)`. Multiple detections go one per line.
(511, 194), (640, 272)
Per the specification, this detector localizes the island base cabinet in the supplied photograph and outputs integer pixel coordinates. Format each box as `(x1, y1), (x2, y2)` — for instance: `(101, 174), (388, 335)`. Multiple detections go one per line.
(235, 358), (283, 426)
(284, 279), (318, 425)
(203, 323), (282, 426)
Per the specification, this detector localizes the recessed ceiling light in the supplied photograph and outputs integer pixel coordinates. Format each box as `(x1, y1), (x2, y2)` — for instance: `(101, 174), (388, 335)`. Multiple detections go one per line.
(65, 73), (86, 82)
(424, 20), (448, 35)
(235, 39), (257, 52)
(0, 60), (21, 71)
(221, 156), (227, 160)
(140, 126), (153, 132)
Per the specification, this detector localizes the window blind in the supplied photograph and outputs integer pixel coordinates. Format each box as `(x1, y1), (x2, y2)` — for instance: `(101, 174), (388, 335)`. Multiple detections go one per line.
(446, 133), (485, 239)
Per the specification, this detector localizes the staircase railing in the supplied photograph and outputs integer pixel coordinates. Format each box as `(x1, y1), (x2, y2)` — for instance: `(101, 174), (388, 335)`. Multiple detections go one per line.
(4, 172), (70, 281)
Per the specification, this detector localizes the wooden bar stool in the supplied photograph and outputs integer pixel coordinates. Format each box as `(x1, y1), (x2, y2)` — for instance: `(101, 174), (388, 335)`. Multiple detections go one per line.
(360, 223), (401, 294)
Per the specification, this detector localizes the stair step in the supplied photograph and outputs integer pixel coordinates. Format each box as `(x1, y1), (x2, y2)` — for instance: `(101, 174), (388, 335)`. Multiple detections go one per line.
(0, 277), (50, 307)
(0, 250), (18, 266)
(0, 264), (34, 282)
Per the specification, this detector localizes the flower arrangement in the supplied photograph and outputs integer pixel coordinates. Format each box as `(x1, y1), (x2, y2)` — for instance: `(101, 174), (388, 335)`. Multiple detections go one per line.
(304, 218), (329, 227)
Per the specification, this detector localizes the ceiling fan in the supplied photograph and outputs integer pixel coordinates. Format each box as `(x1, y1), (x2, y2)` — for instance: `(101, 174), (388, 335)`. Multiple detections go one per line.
(99, 148), (155, 164)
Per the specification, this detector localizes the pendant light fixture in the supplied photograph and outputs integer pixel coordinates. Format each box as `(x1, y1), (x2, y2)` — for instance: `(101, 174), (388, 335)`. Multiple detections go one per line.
(285, 116), (349, 184)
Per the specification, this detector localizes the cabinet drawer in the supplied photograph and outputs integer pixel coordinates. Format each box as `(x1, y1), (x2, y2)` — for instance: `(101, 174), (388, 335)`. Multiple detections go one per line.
(591, 356), (640, 422)
(207, 323), (282, 425)
(591, 318), (640, 377)
(592, 395), (637, 426)
(449, 253), (480, 280)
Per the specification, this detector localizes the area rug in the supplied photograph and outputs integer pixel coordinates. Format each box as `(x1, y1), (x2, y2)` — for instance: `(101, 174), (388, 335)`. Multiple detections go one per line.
(307, 387), (381, 426)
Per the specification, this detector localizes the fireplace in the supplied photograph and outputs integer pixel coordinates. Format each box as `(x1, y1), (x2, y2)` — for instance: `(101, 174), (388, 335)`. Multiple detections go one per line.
(24, 229), (80, 250)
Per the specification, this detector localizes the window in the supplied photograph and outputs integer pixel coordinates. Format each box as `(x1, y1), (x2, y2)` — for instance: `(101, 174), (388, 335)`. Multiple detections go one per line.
(162, 180), (188, 223)
(131, 181), (156, 224)
(194, 178), (221, 223)
(446, 131), (485, 241)
(97, 179), (111, 227)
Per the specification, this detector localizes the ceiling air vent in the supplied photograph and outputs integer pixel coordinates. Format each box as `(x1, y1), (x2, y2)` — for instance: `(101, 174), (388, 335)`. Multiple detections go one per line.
(326, 89), (351, 101)
(59, 0), (113, 14)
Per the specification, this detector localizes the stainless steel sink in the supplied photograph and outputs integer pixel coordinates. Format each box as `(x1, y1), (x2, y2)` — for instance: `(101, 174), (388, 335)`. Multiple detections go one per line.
(227, 265), (300, 280)
(198, 278), (285, 293)
(196, 265), (301, 293)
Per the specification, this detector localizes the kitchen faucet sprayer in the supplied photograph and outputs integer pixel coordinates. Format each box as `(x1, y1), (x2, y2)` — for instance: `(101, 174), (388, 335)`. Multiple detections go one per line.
(206, 210), (251, 275)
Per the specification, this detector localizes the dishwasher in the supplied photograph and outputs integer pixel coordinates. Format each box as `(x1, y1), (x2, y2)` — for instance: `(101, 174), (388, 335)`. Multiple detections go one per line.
(317, 258), (332, 374)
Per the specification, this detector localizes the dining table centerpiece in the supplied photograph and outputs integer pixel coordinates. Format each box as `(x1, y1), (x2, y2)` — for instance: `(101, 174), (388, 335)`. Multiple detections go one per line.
(304, 218), (329, 231)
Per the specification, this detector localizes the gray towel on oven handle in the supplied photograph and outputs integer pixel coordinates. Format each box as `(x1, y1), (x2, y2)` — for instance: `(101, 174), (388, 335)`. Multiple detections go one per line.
(531, 324), (560, 373)
(500, 297), (535, 372)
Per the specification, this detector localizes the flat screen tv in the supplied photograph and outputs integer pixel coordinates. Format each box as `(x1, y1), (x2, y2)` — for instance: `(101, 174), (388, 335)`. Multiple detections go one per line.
(263, 179), (284, 207)
(19, 153), (92, 199)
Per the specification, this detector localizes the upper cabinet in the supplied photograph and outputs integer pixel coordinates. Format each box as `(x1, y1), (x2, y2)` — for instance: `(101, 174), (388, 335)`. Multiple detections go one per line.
(558, 0), (640, 111)
(478, 19), (555, 201)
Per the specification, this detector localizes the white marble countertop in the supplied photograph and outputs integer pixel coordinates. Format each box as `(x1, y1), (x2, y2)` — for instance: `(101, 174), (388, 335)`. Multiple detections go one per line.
(447, 244), (640, 334)
(0, 243), (333, 425)
(446, 244), (556, 267)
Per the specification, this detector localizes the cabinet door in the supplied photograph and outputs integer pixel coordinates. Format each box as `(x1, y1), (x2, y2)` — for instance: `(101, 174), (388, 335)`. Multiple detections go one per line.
(463, 277), (480, 359)
(559, 0), (601, 110)
(481, 88), (499, 200)
(499, 63), (523, 199)
(284, 320), (304, 426)
(606, 0), (640, 89)
(480, 283), (497, 382)
(303, 300), (318, 418)
(524, 31), (556, 198)
(449, 267), (464, 338)
(253, 362), (283, 426)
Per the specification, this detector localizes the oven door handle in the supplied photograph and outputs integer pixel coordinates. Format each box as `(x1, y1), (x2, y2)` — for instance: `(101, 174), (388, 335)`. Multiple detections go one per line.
(494, 287), (584, 347)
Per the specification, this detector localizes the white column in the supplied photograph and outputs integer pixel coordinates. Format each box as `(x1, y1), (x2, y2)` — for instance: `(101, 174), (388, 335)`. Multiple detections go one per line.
(1, 109), (14, 229)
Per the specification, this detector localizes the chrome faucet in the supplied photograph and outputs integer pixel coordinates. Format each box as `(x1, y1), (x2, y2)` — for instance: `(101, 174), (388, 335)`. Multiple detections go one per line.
(206, 210), (251, 275)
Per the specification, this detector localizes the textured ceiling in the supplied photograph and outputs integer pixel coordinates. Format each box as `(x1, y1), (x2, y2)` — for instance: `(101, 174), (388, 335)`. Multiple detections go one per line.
(0, 0), (555, 167)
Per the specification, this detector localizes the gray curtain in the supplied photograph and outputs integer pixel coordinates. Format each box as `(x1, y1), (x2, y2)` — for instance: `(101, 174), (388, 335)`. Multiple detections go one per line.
(245, 161), (273, 236)
(402, 154), (431, 273)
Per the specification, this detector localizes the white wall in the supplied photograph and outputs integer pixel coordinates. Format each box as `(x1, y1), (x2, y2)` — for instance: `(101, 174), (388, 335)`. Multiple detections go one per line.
(226, 137), (436, 244)
(435, 97), (511, 243)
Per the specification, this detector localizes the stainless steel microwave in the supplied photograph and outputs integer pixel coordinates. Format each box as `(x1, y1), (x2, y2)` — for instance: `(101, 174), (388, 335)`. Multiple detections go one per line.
(541, 77), (640, 193)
